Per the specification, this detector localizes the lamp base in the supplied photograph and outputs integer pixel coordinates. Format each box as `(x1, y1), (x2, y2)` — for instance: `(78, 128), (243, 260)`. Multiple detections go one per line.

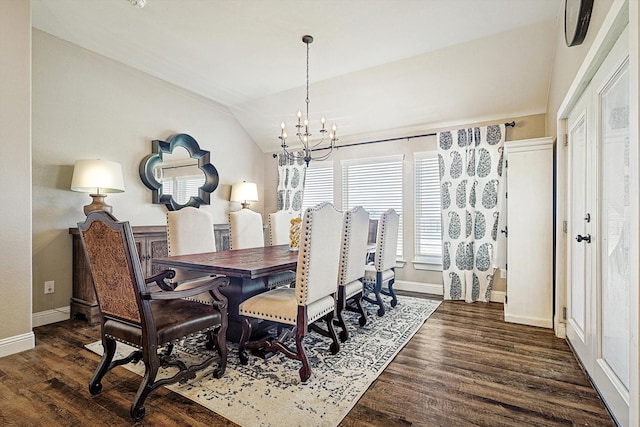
(240, 202), (251, 209)
(84, 194), (113, 216)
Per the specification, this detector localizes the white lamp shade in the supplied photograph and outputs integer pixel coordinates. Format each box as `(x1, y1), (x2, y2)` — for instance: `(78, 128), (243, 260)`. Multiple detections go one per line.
(71, 159), (125, 194)
(230, 181), (258, 203)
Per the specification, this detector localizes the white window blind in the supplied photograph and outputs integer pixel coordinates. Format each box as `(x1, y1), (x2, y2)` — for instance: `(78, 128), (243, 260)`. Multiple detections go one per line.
(342, 156), (403, 257)
(415, 152), (442, 264)
(176, 175), (205, 204)
(302, 164), (334, 211)
(161, 175), (205, 204)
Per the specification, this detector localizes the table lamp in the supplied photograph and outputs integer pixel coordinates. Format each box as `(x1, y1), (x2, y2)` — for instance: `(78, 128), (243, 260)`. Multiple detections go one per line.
(71, 159), (125, 215)
(230, 181), (258, 209)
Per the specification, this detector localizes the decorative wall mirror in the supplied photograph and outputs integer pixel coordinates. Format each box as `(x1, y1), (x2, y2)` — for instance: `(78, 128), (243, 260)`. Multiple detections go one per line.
(139, 133), (219, 210)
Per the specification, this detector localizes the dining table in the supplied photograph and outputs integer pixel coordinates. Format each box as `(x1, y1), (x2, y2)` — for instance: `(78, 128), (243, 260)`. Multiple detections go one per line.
(152, 244), (299, 342)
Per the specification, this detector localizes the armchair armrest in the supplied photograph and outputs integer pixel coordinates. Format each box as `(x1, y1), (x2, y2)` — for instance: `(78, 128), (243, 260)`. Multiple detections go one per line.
(141, 276), (230, 307)
(145, 269), (176, 291)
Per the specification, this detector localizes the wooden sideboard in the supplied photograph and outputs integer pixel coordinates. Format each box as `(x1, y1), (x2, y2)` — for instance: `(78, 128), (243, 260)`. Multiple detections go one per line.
(69, 224), (231, 324)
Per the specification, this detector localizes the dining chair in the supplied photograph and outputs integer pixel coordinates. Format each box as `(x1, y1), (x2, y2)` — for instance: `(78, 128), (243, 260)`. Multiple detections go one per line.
(166, 207), (217, 302)
(238, 202), (342, 382)
(229, 208), (264, 250)
(336, 206), (370, 342)
(362, 209), (400, 317)
(268, 210), (295, 246)
(229, 208), (295, 289)
(78, 211), (229, 421)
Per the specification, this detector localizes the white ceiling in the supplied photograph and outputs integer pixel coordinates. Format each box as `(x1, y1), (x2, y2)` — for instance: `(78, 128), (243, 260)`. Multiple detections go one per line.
(32, 0), (562, 152)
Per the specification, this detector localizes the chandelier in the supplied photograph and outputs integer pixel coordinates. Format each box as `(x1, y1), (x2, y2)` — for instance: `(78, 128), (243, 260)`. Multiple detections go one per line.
(278, 35), (338, 166)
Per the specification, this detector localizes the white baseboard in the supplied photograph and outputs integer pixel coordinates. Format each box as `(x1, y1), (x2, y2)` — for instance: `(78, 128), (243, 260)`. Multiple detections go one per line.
(490, 290), (505, 303)
(395, 280), (505, 304)
(0, 331), (35, 358)
(555, 322), (567, 339)
(394, 280), (442, 295)
(32, 306), (70, 328)
(504, 313), (553, 329)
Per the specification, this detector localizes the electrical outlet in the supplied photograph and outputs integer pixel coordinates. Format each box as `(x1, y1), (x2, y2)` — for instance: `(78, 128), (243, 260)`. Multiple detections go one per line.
(44, 280), (55, 294)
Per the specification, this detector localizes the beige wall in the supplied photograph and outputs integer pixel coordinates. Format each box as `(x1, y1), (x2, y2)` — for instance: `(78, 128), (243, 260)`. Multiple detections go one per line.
(263, 113), (546, 292)
(0, 1), (33, 349)
(546, 0), (616, 136)
(31, 30), (265, 314)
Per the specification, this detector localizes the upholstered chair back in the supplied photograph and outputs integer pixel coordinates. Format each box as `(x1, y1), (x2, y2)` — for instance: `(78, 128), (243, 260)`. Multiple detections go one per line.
(339, 206), (370, 286)
(295, 202), (342, 306)
(78, 211), (146, 324)
(167, 207), (216, 285)
(167, 207), (216, 255)
(268, 210), (295, 246)
(374, 209), (400, 272)
(229, 208), (264, 250)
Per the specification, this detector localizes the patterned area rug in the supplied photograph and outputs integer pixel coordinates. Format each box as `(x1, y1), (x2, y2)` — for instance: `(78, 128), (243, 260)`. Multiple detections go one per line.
(85, 296), (440, 427)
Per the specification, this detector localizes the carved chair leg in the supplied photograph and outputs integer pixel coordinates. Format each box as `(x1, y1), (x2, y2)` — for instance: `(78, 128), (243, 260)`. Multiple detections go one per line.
(295, 327), (311, 382)
(238, 317), (252, 366)
(89, 336), (116, 395)
(388, 277), (397, 307)
(336, 287), (349, 342)
(354, 293), (367, 326)
(130, 351), (160, 422)
(213, 323), (227, 378)
(374, 272), (386, 316)
(325, 312), (340, 355)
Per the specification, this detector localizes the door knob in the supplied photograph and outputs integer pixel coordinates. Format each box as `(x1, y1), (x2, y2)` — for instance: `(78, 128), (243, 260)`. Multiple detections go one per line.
(576, 234), (591, 243)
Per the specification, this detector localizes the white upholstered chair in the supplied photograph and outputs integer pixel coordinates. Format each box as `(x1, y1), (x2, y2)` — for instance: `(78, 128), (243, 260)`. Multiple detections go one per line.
(335, 206), (370, 342)
(238, 202), (342, 382)
(166, 207), (217, 303)
(229, 208), (264, 250)
(362, 209), (400, 317)
(268, 210), (295, 246)
(229, 208), (295, 288)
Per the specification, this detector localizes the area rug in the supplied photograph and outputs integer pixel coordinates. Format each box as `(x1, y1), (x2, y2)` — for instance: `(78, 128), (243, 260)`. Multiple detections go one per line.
(85, 295), (440, 427)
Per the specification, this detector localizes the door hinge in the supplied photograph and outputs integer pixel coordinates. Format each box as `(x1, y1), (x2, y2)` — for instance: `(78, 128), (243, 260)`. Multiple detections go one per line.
(563, 134), (569, 146)
(504, 294), (508, 304)
(563, 220), (568, 233)
(562, 307), (567, 320)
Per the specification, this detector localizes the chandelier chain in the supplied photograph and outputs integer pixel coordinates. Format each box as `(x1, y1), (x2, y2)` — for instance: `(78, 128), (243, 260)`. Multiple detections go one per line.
(278, 35), (338, 166)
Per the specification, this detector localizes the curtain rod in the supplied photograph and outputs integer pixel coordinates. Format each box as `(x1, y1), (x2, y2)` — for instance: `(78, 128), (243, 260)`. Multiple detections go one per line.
(273, 121), (516, 157)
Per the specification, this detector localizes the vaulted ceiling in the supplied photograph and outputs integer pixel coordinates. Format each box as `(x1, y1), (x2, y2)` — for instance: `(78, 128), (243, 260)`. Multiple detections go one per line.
(32, 0), (561, 151)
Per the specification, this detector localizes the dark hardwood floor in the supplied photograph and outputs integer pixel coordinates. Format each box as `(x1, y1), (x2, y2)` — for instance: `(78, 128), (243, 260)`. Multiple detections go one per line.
(0, 296), (614, 426)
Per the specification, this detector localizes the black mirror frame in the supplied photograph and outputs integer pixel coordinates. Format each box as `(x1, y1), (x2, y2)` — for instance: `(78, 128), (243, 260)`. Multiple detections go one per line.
(139, 133), (219, 211)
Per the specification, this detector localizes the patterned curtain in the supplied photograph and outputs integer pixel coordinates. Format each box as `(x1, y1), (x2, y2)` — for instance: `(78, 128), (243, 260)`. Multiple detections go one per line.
(438, 124), (506, 302)
(276, 153), (306, 215)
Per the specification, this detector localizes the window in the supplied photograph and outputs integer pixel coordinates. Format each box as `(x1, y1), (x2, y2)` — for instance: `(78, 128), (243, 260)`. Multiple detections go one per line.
(415, 152), (442, 265)
(342, 156), (403, 257)
(302, 163), (334, 211)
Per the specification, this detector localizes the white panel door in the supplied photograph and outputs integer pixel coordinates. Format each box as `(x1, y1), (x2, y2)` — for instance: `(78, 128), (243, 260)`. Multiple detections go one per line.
(566, 91), (593, 371)
(590, 27), (630, 426)
(566, 26), (630, 426)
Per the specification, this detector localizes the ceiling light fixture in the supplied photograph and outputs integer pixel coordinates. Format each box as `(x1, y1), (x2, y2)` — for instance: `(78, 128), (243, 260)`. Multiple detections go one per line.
(278, 35), (337, 167)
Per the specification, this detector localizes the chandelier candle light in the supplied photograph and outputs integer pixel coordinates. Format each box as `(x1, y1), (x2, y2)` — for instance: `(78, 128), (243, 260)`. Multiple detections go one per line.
(279, 35), (337, 166)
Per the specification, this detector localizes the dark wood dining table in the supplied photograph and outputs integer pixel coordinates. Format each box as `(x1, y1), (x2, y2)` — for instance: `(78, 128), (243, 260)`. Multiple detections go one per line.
(152, 244), (298, 342)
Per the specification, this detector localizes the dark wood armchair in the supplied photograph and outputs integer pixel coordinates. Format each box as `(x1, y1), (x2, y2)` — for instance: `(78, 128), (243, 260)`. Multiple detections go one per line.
(78, 211), (229, 421)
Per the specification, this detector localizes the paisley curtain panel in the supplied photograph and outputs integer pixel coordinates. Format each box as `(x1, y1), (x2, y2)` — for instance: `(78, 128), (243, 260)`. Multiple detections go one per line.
(438, 124), (506, 302)
(276, 153), (307, 215)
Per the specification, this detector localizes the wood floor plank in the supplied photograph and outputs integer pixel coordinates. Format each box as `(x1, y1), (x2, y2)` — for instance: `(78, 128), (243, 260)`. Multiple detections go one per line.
(0, 297), (615, 426)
